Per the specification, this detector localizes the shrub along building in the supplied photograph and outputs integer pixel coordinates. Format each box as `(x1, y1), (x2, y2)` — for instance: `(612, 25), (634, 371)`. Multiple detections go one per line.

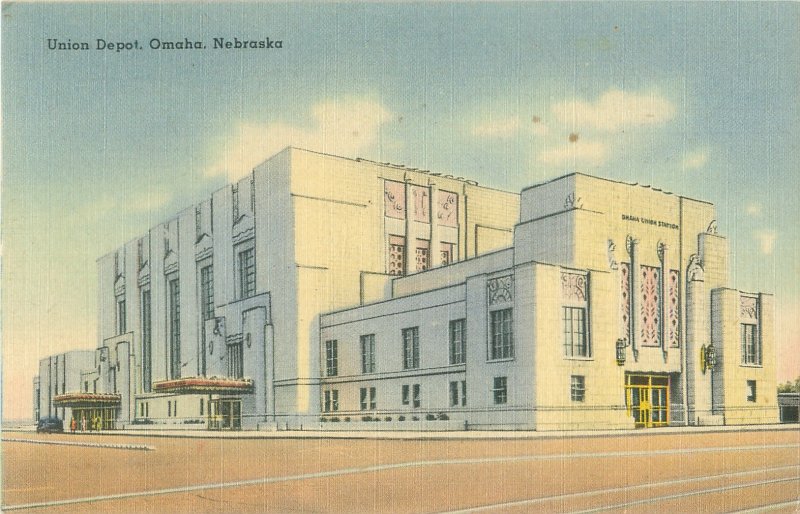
(33, 149), (778, 430)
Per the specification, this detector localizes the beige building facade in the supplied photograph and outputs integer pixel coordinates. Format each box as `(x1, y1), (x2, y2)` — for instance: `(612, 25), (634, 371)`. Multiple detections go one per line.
(319, 174), (778, 430)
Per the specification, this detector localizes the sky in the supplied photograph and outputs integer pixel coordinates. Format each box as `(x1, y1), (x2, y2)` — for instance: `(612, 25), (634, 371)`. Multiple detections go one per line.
(2, 2), (799, 421)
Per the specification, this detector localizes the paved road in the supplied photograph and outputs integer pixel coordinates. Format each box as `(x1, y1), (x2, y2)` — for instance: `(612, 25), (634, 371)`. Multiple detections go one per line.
(3, 428), (799, 513)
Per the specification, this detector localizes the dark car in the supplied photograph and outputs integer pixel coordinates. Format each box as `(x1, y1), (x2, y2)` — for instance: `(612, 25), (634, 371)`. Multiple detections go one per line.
(36, 416), (63, 433)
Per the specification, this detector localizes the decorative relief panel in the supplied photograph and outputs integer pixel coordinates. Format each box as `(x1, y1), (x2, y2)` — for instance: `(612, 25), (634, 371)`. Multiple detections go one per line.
(487, 276), (513, 306)
(561, 272), (587, 303)
(668, 270), (680, 347)
(740, 296), (758, 321)
(640, 265), (661, 346)
(437, 191), (458, 227)
(384, 181), (405, 219)
(411, 185), (429, 223)
(620, 262), (630, 341)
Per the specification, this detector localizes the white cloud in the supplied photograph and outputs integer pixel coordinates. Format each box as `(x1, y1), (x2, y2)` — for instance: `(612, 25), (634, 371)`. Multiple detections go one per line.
(471, 116), (520, 138)
(746, 202), (763, 217)
(537, 140), (609, 167)
(683, 150), (708, 170)
(551, 89), (675, 132)
(206, 97), (393, 180)
(755, 229), (776, 255)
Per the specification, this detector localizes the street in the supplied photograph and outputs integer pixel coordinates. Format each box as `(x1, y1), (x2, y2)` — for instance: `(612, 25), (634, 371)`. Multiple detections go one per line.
(3, 427), (799, 513)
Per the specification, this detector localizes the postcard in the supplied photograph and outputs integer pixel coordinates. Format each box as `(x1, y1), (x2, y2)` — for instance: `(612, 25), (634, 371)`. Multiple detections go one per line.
(3, 2), (799, 513)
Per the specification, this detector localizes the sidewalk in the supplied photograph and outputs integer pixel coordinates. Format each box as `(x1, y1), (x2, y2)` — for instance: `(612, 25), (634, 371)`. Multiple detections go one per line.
(5, 422), (797, 441)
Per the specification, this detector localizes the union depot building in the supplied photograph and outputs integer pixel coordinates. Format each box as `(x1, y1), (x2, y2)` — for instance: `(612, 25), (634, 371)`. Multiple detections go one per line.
(33, 147), (778, 431)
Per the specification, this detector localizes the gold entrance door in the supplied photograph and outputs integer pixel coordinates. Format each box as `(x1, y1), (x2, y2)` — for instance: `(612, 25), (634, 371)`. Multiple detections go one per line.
(209, 398), (242, 430)
(626, 374), (670, 428)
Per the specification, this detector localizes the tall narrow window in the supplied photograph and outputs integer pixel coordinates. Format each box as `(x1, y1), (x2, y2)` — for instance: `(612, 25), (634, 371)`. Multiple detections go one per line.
(402, 384), (410, 405)
(415, 239), (430, 272)
(563, 307), (589, 357)
(168, 277), (181, 379)
(571, 375), (586, 402)
(490, 309), (514, 360)
(412, 384), (421, 408)
(117, 297), (126, 335)
(449, 319), (466, 364)
(238, 246), (256, 299)
(402, 327), (420, 370)
(200, 265), (215, 321)
(746, 380), (757, 402)
(325, 340), (338, 377)
(227, 340), (243, 379)
(141, 289), (152, 392)
(389, 235), (405, 276)
(741, 324), (761, 365)
(361, 334), (376, 373)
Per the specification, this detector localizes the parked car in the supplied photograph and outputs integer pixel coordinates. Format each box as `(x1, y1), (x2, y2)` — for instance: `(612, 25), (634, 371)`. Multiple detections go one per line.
(36, 416), (63, 433)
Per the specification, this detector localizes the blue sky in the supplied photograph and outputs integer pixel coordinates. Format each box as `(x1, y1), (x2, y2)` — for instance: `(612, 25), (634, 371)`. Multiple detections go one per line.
(3, 2), (799, 419)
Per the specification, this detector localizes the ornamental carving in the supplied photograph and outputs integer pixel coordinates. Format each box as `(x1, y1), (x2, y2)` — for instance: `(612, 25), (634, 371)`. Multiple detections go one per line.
(620, 262), (630, 342)
(607, 240), (618, 270)
(384, 181), (405, 219)
(707, 220), (718, 235)
(687, 254), (704, 282)
(668, 270), (680, 347)
(564, 193), (583, 210)
(487, 276), (513, 305)
(657, 241), (668, 264)
(640, 265), (661, 347)
(411, 185), (429, 223)
(561, 272), (587, 302)
(625, 235), (638, 257)
(740, 296), (758, 320)
(437, 190), (458, 227)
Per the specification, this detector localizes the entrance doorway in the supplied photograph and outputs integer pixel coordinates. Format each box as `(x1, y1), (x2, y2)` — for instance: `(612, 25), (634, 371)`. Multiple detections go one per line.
(625, 374), (669, 428)
(208, 398), (242, 430)
(73, 407), (117, 430)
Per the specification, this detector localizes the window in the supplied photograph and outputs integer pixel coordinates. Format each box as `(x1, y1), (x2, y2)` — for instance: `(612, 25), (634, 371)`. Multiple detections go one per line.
(325, 340), (338, 377)
(140, 403), (145, 417)
(441, 242), (454, 266)
(238, 246), (256, 299)
(168, 277), (181, 379)
(117, 298), (126, 335)
(563, 307), (589, 358)
(415, 239), (430, 272)
(741, 324), (761, 365)
(200, 264), (215, 321)
(412, 384), (421, 408)
(449, 319), (466, 364)
(402, 327), (420, 369)
(450, 380), (467, 407)
(571, 375), (586, 402)
(389, 235), (405, 276)
(360, 387), (376, 410)
(168, 401), (172, 417)
(493, 377), (508, 405)
(227, 340), (243, 379)
(200, 398), (204, 416)
(141, 289), (152, 392)
(324, 390), (339, 412)
(490, 309), (514, 360)
(361, 334), (376, 373)
(747, 380), (757, 402)
(402, 385), (410, 405)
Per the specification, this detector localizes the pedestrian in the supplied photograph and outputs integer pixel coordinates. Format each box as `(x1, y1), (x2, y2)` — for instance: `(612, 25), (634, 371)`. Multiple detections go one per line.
(81, 415), (87, 432)
(70, 417), (77, 433)
(95, 415), (102, 432)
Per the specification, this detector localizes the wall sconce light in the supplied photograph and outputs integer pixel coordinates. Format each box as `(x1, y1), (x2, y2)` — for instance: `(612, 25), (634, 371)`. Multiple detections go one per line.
(701, 344), (716, 374)
(616, 339), (627, 366)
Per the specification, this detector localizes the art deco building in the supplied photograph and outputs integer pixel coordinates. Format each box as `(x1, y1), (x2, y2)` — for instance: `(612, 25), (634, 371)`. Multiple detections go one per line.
(34, 150), (777, 430)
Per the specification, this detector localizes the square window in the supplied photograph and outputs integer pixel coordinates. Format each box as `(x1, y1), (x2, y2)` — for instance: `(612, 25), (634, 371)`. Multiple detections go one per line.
(571, 375), (586, 402)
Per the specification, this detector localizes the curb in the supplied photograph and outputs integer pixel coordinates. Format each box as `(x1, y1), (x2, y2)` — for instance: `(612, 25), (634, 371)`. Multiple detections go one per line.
(3, 437), (154, 451)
